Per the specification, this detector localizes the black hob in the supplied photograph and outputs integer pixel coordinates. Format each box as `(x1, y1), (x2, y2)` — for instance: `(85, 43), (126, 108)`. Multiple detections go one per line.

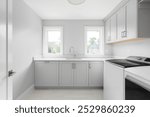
(107, 56), (150, 68)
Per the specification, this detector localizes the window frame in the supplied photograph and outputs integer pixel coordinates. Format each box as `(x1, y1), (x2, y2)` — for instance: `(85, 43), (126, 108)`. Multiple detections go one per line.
(84, 26), (104, 57)
(43, 26), (63, 57)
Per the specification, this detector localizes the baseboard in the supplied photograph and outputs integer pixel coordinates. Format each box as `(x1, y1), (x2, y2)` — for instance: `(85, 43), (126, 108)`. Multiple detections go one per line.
(16, 85), (34, 100)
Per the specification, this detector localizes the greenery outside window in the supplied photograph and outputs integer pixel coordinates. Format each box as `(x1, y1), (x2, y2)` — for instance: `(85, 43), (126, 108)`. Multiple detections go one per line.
(43, 26), (63, 56)
(85, 26), (104, 56)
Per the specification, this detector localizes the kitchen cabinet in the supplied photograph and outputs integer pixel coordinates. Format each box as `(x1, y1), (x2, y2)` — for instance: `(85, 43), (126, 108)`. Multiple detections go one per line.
(89, 62), (103, 87)
(117, 6), (126, 40)
(126, 0), (138, 39)
(34, 60), (103, 87)
(110, 14), (117, 41)
(74, 62), (88, 86)
(60, 62), (88, 87)
(59, 62), (74, 86)
(104, 62), (124, 100)
(105, 19), (111, 43)
(35, 62), (59, 87)
(105, 0), (150, 43)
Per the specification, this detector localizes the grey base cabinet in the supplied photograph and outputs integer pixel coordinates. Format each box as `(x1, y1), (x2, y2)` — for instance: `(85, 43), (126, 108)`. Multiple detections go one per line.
(35, 62), (59, 87)
(59, 62), (74, 86)
(34, 61), (103, 87)
(89, 62), (103, 87)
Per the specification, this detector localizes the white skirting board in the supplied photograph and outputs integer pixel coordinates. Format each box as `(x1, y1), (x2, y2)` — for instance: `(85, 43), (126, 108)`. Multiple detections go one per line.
(16, 85), (34, 100)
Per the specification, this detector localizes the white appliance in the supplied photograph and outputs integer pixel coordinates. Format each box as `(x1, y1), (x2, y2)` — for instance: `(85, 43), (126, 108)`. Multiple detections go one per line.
(104, 56), (150, 100)
(125, 66), (150, 100)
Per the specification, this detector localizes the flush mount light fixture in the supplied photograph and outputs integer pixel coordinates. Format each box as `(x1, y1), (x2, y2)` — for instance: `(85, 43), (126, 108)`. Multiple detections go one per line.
(67, 0), (86, 5)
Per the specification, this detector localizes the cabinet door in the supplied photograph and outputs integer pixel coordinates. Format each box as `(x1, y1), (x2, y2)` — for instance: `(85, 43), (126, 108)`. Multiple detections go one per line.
(126, 0), (138, 39)
(110, 14), (117, 41)
(104, 62), (124, 100)
(105, 19), (111, 43)
(74, 62), (88, 86)
(117, 6), (126, 39)
(35, 62), (59, 87)
(59, 62), (73, 86)
(89, 62), (103, 87)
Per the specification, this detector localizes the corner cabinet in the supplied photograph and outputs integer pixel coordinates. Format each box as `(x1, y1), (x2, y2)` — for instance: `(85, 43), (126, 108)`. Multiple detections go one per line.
(34, 61), (103, 88)
(105, 0), (150, 44)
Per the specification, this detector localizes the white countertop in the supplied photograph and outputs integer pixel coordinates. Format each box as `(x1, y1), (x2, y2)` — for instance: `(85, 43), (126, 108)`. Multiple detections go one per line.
(34, 57), (113, 62)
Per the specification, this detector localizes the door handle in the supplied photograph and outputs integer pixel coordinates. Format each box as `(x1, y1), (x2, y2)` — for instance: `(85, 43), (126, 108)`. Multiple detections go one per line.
(8, 70), (16, 77)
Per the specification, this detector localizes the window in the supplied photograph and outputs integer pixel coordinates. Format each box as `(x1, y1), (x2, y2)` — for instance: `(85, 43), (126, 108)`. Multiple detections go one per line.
(43, 26), (63, 56)
(85, 26), (104, 56)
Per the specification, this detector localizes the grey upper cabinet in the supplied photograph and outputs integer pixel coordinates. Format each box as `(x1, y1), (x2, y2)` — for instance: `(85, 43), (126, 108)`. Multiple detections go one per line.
(105, 19), (111, 43)
(110, 14), (117, 41)
(117, 6), (126, 40)
(137, 0), (150, 38)
(126, 0), (138, 39)
(105, 0), (150, 44)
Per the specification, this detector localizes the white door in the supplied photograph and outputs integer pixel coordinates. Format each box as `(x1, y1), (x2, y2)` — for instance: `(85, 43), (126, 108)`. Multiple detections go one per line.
(7, 0), (13, 100)
(74, 62), (88, 86)
(35, 62), (59, 87)
(60, 62), (74, 86)
(0, 0), (7, 100)
(0, 0), (13, 100)
(89, 62), (103, 87)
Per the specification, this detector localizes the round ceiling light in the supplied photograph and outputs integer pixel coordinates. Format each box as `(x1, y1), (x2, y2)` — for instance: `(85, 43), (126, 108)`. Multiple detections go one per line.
(67, 0), (86, 5)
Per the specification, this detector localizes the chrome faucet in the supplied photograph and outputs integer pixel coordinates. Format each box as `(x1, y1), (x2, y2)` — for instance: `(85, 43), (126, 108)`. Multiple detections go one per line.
(69, 46), (76, 57)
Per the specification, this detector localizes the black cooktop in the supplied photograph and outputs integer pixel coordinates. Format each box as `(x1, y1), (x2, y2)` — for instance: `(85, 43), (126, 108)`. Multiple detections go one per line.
(107, 57), (150, 68)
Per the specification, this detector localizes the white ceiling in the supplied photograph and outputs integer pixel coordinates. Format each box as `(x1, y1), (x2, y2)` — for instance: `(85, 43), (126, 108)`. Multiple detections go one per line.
(24, 0), (123, 20)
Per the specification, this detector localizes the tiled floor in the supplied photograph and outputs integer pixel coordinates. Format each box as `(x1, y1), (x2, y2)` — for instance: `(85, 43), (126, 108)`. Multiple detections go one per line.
(22, 88), (103, 100)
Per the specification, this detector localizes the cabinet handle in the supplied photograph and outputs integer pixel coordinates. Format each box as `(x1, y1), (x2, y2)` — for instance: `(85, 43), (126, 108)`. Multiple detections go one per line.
(124, 31), (127, 37)
(89, 63), (91, 69)
(121, 31), (127, 38)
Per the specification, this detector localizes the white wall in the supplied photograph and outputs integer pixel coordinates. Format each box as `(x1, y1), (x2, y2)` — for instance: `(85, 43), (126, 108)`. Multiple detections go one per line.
(112, 39), (150, 57)
(13, 0), (42, 99)
(43, 20), (112, 57)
